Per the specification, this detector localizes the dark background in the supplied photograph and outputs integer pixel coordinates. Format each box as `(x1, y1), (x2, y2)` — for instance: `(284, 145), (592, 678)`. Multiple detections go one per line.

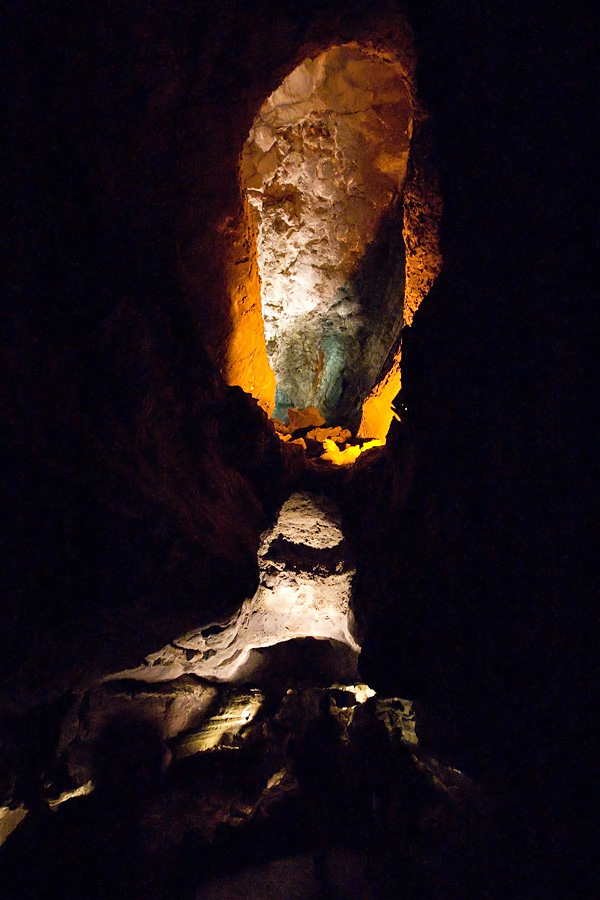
(2, 1), (597, 893)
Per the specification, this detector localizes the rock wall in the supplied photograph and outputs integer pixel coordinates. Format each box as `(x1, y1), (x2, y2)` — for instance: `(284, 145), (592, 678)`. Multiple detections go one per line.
(231, 38), (442, 435)
(1, 0), (427, 709)
(241, 46), (413, 423)
(104, 491), (359, 685)
(1, 1), (595, 892)
(345, 1), (596, 892)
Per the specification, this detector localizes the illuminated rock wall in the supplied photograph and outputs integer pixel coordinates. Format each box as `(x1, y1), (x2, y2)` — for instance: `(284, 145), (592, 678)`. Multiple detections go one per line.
(242, 47), (413, 424)
(2, 0), (427, 723)
(2, 5), (593, 892)
(223, 195), (276, 416)
(358, 121), (443, 439)
(106, 492), (359, 684)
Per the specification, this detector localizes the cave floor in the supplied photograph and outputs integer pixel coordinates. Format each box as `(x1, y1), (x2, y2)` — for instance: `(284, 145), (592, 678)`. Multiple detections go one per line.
(0, 489), (513, 899)
(1, 681), (504, 900)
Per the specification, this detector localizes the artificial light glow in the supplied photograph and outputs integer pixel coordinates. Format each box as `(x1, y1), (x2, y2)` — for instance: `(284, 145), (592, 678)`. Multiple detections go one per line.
(358, 361), (402, 441)
(239, 45), (413, 422)
(331, 683), (376, 704)
(227, 41), (442, 437)
(48, 780), (94, 809)
(222, 194), (276, 415)
(320, 437), (384, 465)
(174, 690), (264, 756)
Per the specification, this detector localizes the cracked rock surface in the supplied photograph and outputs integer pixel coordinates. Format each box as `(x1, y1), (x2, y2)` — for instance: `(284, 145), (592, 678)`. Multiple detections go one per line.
(242, 46), (412, 422)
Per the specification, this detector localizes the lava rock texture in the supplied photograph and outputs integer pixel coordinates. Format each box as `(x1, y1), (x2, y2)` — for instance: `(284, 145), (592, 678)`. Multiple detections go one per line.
(1, 1), (597, 897)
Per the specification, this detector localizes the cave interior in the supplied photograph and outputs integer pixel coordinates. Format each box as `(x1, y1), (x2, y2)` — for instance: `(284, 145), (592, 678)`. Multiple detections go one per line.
(1, 2), (596, 899)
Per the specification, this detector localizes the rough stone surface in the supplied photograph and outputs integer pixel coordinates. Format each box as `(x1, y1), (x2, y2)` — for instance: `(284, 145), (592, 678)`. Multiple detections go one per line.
(242, 46), (413, 423)
(1, 2), (595, 896)
(305, 425), (351, 444)
(357, 122), (442, 438)
(1, 680), (497, 900)
(106, 492), (359, 685)
(0, 807), (27, 848)
(57, 678), (218, 785)
(286, 407), (325, 431)
(0, 379), (291, 715)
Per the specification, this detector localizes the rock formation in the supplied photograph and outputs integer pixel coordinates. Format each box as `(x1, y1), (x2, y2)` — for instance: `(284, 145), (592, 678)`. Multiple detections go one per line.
(1, 1), (595, 897)
(102, 491), (359, 685)
(241, 46), (412, 424)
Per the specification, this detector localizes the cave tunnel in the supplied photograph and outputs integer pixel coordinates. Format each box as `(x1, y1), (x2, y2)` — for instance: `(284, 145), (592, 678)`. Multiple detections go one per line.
(0, 1), (594, 898)
(225, 42), (441, 451)
(242, 46), (412, 427)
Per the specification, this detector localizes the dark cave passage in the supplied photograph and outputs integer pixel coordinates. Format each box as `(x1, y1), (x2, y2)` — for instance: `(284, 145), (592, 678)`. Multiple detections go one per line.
(1, 0), (594, 897)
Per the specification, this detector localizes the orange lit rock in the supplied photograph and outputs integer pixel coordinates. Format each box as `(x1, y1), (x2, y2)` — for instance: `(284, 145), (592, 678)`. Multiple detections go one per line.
(230, 43), (441, 448)
(287, 407), (325, 430)
(321, 438), (384, 465)
(223, 194), (276, 416)
(242, 46), (413, 422)
(358, 354), (402, 440)
(359, 129), (442, 439)
(402, 126), (443, 327)
(272, 418), (292, 435)
(306, 425), (352, 444)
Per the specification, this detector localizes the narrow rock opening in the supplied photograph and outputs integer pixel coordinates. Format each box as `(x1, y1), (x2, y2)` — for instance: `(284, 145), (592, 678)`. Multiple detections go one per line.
(226, 43), (442, 459)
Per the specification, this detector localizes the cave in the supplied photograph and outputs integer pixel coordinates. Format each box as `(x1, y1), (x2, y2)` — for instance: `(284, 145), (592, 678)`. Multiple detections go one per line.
(226, 42), (441, 445)
(1, 2), (595, 899)
(240, 45), (413, 429)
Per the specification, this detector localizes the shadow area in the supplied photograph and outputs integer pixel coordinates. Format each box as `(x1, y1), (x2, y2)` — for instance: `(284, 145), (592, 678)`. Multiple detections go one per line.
(0, 692), (518, 900)
(0, 713), (177, 900)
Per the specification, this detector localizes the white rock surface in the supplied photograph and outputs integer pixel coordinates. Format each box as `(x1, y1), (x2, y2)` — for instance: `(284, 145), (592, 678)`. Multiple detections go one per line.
(242, 46), (412, 419)
(0, 805), (27, 847)
(107, 492), (359, 684)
